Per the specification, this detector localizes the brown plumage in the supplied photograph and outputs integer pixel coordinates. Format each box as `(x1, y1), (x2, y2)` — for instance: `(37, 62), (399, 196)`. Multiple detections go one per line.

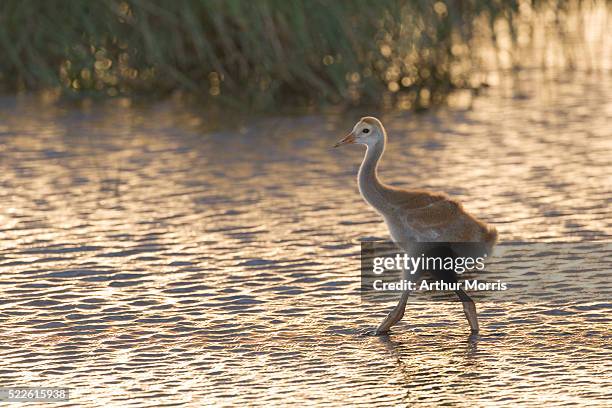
(334, 116), (497, 335)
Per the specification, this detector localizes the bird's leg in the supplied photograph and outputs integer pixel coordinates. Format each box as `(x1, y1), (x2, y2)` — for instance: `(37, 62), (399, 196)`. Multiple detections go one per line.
(455, 289), (479, 333)
(375, 267), (416, 335)
(375, 290), (409, 334)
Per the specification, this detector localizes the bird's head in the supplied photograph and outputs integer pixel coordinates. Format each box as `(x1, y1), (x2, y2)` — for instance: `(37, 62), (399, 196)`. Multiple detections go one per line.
(333, 116), (386, 148)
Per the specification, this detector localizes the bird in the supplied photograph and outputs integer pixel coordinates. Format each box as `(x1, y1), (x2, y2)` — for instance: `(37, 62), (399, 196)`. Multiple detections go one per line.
(334, 116), (497, 335)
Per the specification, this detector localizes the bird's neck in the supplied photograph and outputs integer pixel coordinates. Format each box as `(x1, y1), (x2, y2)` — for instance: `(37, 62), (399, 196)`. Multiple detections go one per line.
(358, 140), (389, 213)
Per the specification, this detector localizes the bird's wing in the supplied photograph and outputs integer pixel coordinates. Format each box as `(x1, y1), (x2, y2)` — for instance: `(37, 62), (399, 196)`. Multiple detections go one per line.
(399, 199), (462, 236)
(386, 188), (448, 209)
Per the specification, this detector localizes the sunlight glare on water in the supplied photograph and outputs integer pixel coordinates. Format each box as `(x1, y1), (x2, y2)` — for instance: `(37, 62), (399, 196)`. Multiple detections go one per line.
(0, 72), (610, 406)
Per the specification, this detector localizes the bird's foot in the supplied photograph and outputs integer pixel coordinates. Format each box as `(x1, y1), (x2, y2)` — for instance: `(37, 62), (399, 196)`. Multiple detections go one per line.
(467, 330), (480, 343)
(361, 328), (390, 336)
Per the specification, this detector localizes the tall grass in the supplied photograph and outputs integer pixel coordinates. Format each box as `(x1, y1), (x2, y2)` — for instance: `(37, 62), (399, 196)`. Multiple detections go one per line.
(0, 0), (607, 109)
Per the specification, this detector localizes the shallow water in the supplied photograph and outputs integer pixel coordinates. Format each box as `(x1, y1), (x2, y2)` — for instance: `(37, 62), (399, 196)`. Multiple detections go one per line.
(0, 72), (610, 407)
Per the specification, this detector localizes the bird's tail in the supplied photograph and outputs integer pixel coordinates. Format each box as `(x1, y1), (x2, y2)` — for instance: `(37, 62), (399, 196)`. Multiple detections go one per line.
(484, 225), (498, 246)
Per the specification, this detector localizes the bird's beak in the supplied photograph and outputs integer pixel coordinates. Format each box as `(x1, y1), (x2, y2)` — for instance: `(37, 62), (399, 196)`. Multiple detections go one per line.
(333, 132), (356, 148)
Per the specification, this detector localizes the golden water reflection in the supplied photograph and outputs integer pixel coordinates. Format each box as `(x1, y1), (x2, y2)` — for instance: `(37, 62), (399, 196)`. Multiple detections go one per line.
(0, 72), (610, 406)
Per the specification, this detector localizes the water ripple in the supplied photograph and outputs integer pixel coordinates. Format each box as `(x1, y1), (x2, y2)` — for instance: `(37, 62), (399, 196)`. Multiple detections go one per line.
(0, 74), (610, 406)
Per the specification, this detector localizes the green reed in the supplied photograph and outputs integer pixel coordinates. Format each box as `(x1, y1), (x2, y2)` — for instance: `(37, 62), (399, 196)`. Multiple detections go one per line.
(0, 0), (596, 109)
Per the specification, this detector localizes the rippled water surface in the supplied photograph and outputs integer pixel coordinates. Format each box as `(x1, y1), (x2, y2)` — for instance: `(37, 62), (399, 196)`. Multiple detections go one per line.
(0, 73), (610, 407)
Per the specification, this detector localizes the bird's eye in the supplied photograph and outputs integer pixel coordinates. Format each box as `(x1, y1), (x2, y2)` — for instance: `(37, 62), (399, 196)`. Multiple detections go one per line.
(363, 128), (370, 134)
